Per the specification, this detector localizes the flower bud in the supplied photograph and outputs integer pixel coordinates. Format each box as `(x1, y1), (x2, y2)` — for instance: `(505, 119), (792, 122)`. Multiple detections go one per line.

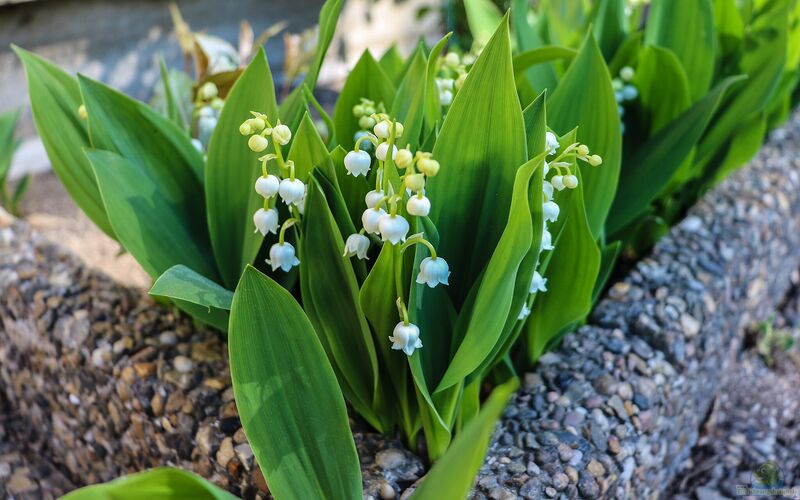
(359, 115), (376, 130)
(577, 144), (590, 157)
(542, 180), (554, 202)
(279, 178), (305, 205)
(563, 174), (578, 189)
(365, 190), (385, 209)
(530, 271), (548, 293)
(375, 143), (398, 162)
(343, 233), (370, 260)
(78, 104), (88, 120)
(622, 85), (638, 101)
(445, 52), (460, 68)
(541, 228), (554, 251)
(353, 104), (365, 117)
(416, 256), (450, 288)
(545, 131), (559, 155)
(362, 207), (386, 234)
(249, 117), (266, 133)
(266, 242), (300, 272)
(390, 322), (422, 356)
(405, 173), (426, 192)
(191, 138), (203, 152)
(255, 175), (280, 198)
(588, 154), (603, 167)
(440, 89), (453, 107)
(253, 208), (279, 236)
(407, 195), (431, 216)
(198, 82), (218, 100)
(378, 213), (410, 244)
(436, 78), (454, 92)
(248, 134), (269, 152)
(518, 303), (531, 320)
(620, 66), (635, 82)
(239, 122), (252, 135)
(551, 175), (565, 191)
(272, 124), (292, 145)
(394, 122), (404, 138)
(395, 148), (413, 169)
(344, 150), (372, 177)
(374, 120), (391, 139)
(417, 157), (440, 177)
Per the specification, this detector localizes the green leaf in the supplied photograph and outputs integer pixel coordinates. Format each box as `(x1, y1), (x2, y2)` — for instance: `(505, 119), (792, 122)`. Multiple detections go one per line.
(230, 266), (362, 500)
(279, 0), (343, 129)
(412, 379), (518, 500)
(645, 0), (717, 100)
(592, 241), (621, 304)
(288, 111), (335, 182)
(159, 58), (189, 130)
(428, 14), (528, 307)
(379, 45), (406, 84)
(526, 169), (600, 361)
(150, 264), (232, 331)
(548, 33), (621, 239)
(464, 0), (505, 46)
(299, 173), (383, 431)
(606, 75), (745, 236)
(712, 111), (767, 183)
(86, 149), (217, 281)
(205, 49), (278, 289)
(714, 0), (745, 57)
(13, 46), (114, 237)
(332, 51), (396, 151)
(0, 108), (20, 183)
(512, 0), (560, 93)
(634, 46), (691, 134)
(592, 0), (627, 59)
(61, 468), (238, 500)
(512, 46), (577, 87)
(697, 0), (788, 177)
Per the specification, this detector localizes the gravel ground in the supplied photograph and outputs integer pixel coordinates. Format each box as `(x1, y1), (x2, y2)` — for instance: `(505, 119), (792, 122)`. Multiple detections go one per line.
(668, 282), (800, 499)
(2, 111), (800, 498)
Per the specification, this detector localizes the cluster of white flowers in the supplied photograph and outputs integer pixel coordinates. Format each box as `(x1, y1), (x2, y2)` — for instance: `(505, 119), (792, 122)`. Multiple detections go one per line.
(240, 112), (304, 273)
(613, 66), (638, 133)
(518, 131), (603, 321)
(435, 52), (468, 107)
(193, 82), (224, 153)
(352, 98), (386, 152)
(343, 111), (449, 357)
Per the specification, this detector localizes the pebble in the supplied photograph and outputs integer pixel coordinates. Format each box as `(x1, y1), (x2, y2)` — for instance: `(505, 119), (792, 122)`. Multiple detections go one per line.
(173, 355), (194, 373)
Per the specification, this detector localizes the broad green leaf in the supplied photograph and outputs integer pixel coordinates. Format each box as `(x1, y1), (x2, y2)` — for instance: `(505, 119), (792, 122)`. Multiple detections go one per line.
(230, 266), (362, 500)
(412, 379), (518, 500)
(606, 75), (744, 235)
(512, 46), (577, 87)
(713, 111), (767, 183)
(634, 46), (691, 135)
(541, 0), (586, 49)
(332, 51), (396, 151)
(437, 152), (545, 392)
(159, 58), (189, 130)
(150, 264), (232, 331)
(379, 45), (406, 84)
(527, 169), (600, 361)
(697, 0), (788, 177)
(61, 468), (238, 500)
(0, 108), (20, 183)
(302, 85), (336, 148)
(714, 0), (745, 57)
(288, 111), (336, 182)
(548, 33), (621, 239)
(279, 0), (343, 130)
(13, 46), (114, 237)
(645, 0), (717, 100)
(464, 0), (505, 46)
(512, 0), (560, 93)
(592, 241), (622, 304)
(206, 49), (278, 289)
(428, 14), (528, 307)
(592, 0), (627, 59)
(299, 174), (383, 431)
(86, 149), (217, 281)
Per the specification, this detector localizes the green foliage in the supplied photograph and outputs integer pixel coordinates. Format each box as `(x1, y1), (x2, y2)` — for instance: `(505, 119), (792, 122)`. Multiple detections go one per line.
(0, 108), (27, 217)
(61, 468), (238, 500)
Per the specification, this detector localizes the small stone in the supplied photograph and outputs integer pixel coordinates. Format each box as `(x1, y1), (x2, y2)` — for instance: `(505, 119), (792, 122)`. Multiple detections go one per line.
(379, 481), (395, 499)
(617, 382), (633, 400)
(608, 436), (621, 454)
(173, 355), (193, 373)
(216, 437), (235, 467)
(586, 459), (605, 477)
(607, 395), (629, 420)
(565, 466), (579, 484)
(545, 487), (557, 497)
(552, 472), (569, 491)
(680, 313), (700, 337)
(133, 362), (156, 378)
(7, 470), (37, 494)
(113, 337), (133, 354)
(375, 448), (406, 469)
(159, 331), (178, 345)
(235, 443), (254, 466)
(557, 443), (574, 462)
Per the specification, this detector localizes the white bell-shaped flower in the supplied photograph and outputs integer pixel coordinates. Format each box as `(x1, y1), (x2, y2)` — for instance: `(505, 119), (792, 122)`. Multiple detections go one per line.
(390, 322), (423, 356)
(375, 143), (398, 162)
(374, 120), (391, 139)
(440, 89), (453, 106)
(266, 242), (300, 272)
(255, 175), (280, 198)
(551, 175), (566, 191)
(365, 190), (385, 209)
(541, 227), (554, 251)
(343, 233), (370, 260)
(416, 257), (450, 288)
(518, 303), (531, 320)
(545, 131), (559, 155)
(378, 213), (410, 244)
(542, 180), (554, 202)
(272, 124), (292, 145)
(543, 200), (560, 223)
(253, 208), (279, 236)
(530, 271), (547, 293)
(296, 189), (307, 215)
(362, 207), (387, 235)
(344, 150), (372, 177)
(543, 161), (550, 176)
(279, 178), (305, 205)
(407, 195), (431, 216)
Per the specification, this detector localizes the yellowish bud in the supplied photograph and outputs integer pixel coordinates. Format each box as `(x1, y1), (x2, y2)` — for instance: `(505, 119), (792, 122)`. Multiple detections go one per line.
(198, 82), (218, 101)
(249, 118), (266, 133)
(359, 115), (376, 130)
(588, 154), (603, 166)
(395, 149), (413, 169)
(239, 122), (252, 135)
(445, 52), (460, 68)
(577, 145), (590, 157)
(248, 134), (269, 152)
(78, 104), (88, 120)
(405, 173), (426, 192)
(272, 124), (292, 145)
(417, 157), (440, 177)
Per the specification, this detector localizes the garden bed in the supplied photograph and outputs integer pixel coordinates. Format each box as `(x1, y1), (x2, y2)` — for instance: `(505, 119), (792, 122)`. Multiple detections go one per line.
(2, 110), (800, 498)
